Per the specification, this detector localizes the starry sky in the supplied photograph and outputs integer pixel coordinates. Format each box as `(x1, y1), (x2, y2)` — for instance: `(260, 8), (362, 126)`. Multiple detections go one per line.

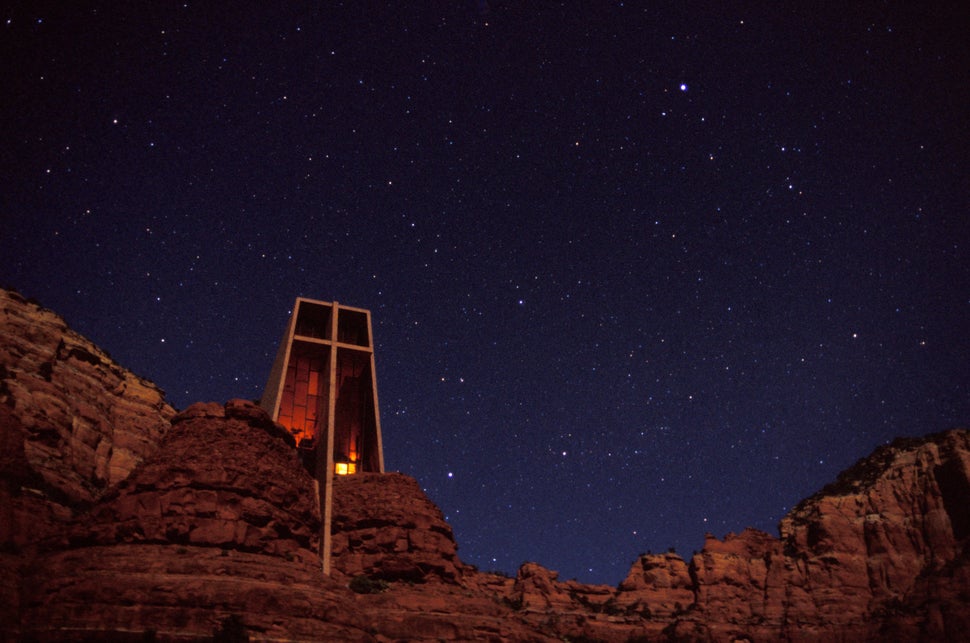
(2, 2), (968, 584)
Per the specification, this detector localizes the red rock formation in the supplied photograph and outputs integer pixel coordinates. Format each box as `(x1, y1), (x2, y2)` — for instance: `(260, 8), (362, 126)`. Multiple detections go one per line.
(0, 404), (60, 634)
(507, 562), (653, 642)
(330, 471), (464, 583)
(1, 287), (968, 641)
(1, 289), (175, 641)
(773, 429), (970, 640)
(0, 288), (175, 508)
(19, 400), (369, 641)
(681, 429), (970, 642)
(616, 550), (695, 619)
(18, 400), (557, 642)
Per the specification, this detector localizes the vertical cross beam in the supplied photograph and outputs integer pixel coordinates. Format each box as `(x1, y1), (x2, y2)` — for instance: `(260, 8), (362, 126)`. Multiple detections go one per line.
(259, 298), (384, 575)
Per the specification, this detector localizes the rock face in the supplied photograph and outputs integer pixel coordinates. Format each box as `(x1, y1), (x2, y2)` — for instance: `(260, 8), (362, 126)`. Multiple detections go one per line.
(681, 430), (970, 642)
(330, 472), (464, 583)
(1, 287), (968, 641)
(0, 289), (175, 639)
(20, 399), (368, 642)
(616, 550), (695, 619)
(0, 289), (175, 510)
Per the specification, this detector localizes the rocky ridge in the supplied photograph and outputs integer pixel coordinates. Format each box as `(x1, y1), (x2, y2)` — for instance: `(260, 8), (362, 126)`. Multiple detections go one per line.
(1, 287), (968, 641)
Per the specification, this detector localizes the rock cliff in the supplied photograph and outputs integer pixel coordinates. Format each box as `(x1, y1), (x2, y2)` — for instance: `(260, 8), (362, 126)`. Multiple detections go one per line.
(660, 428), (970, 641)
(330, 471), (464, 583)
(0, 289), (174, 509)
(1, 287), (968, 641)
(0, 289), (175, 638)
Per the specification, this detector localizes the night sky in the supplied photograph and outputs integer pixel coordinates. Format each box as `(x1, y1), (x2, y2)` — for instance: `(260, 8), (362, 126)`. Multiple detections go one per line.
(3, 2), (968, 585)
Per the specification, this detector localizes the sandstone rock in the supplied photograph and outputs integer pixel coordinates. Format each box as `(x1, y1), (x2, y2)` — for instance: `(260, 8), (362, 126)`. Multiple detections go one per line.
(513, 562), (577, 612)
(16, 400), (562, 642)
(20, 400), (353, 641)
(0, 288), (175, 508)
(0, 404), (63, 638)
(616, 550), (695, 618)
(22, 544), (369, 642)
(511, 562), (613, 613)
(330, 471), (463, 582)
(773, 429), (970, 639)
(690, 529), (778, 619)
(3, 288), (969, 641)
(679, 428), (970, 642)
(59, 400), (321, 558)
(1, 289), (176, 642)
(345, 581), (563, 642)
(504, 562), (669, 642)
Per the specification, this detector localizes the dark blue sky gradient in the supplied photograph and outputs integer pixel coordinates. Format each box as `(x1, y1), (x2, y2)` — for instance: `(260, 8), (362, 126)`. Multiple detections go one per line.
(2, 2), (968, 583)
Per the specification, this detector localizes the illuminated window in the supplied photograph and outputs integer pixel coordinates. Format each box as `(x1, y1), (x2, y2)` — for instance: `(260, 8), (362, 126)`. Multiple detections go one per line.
(260, 298), (386, 576)
(335, 461), (357, 475)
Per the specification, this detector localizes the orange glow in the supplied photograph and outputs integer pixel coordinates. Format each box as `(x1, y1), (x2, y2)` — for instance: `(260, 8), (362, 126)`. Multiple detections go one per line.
(277, 346), (327, 446)
(335, 462), (357, 475)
